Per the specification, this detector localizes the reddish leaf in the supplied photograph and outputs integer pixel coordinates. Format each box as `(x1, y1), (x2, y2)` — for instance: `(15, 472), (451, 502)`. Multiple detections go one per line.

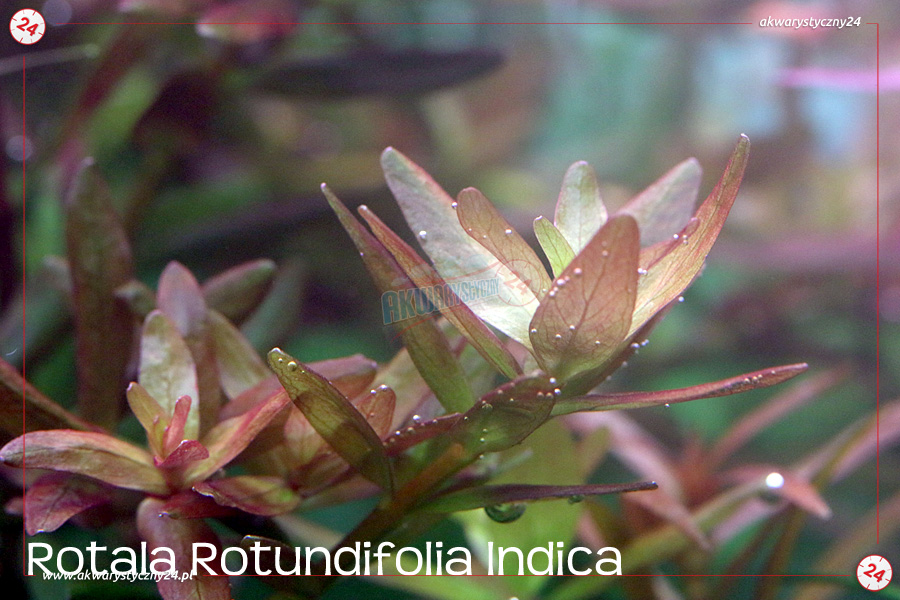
(352, 384), (397, 439)
(162, 395), (193, 457)
(202, 259), (276, 324)
(139, 310), (200, 441)
(553, 363), (809, 416)
(268, 348), (394, 493)
(154, 439), (209, 470)
(618, 158), (701, 246)
(628, 135), (750, 338)
(533, 215), (575, 278)
(724, 466), (831, 519)
(322, 184), (474, 412)
(24, 473), (110, 534)
(137, 497), (232, 600)
(358, 203), (521, 380)
(184, 387), (290, 483)
(308, 355), (378, 399)
(381, 147), (538, 346)
(554, 161), (608, 254)
(529, 215), (640, 381)
(456, 187), (553, 298)
(196, 0), (297, 44)
(207, 309), (269, 400)
(0, 430), (167, 495)
(159, 490), (238, 520)
(385, 413), (462, 456)
(193, 475), (301, 516)
(64, 160), (135, 429)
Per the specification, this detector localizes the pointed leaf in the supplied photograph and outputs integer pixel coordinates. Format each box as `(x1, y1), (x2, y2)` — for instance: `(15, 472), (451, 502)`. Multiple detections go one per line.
(207, 309), (269, 400)
(385, 413), (462, 456)
(322, 184), (474, 411)
(456, 187), (553, 298)
(137, 497), (232, 600)
(162, 395), (193, 457)
(1, 357), (98, 441)
(554, 161), (608, 254)
(534, 215), (575, 278)
(619, 158), (701, 246)
(193, 475), (301, 516)
(381, 147), (538, 346)
(139, 310), (200, 441)
(449, 376), (556, 456)
(267, 348), (394, 493)
(126, 382), (166, 456)
(157, 262), (221, 435)
(115, 279), (157, 319)
(423, 481), (657, 514)
(24, 473), (110, 534)
(352, 384), (397, 439)
(628, 135), (750, 338)
(202, 259), (276, 324)
(185, 387), (290, 482)
(530, 215), (640, 381)
(64, 160), (135, 429)
(0, 430), (167, 494)
(357, 203), (521, 379)
(308, 354), (378, 399)
(155, 439), (209, 470)
(553, 363), (809, 416)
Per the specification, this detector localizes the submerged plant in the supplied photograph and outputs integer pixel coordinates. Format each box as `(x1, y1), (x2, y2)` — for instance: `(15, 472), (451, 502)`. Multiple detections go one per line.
(4, 135), (860, 600)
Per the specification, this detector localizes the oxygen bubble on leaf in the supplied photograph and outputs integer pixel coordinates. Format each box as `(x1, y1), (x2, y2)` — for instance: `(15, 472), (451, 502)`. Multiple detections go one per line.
(766, 472), (785, 489)
(568, 494), (585, 504)
(485, 503), (527, 523)
(418, 230), (428, 240)
(504, 228), (513, 234)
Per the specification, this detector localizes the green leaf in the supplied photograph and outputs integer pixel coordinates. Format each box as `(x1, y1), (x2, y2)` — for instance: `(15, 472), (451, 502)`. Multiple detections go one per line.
(137, 497), (232, 600)
(201, 259), (276, 324)
(207, 309), (269, 400)
(529, 215), (640, 381)
(193, 475), (301, 516)
(618, 158), (701, 246)
(125, 381), (166, 456)
(267, 348), (394, 493)
(552, 363), (809, 416)
(533, 215), (575, 278)
(554, 161), (608, 254)
(139, 310), (200, 441)
(628, 135), (750, 338)
(64, 160), (135, 429)
(322, 184), (474, 412)
(0, 430), (167, 495)
(381, 147), (538, 347)
(24, 473), (110, 535)
(425, 481), (656, 513)
(357, 204), (521, 380)
(456, 187), (553, 298)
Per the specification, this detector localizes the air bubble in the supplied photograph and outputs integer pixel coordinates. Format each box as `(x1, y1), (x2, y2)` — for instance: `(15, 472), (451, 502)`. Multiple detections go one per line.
(594, 340), (601, 346)
(418, 231), (427, 240)
(548, 290), (557, 298)
(678, 296), (685, 303)
(637, 268), (648, 275)
(485, 503), (526, 523)
(630, 342), (640, 350)
(531, 328), (538, 334)
(568, 495), (585, 504)
(411, 415), (422, 424)
(557, 279), (567, 288)
(548, 378), (557, 385)
(765, 472), (785, 489)
(481, 403), (493, 412)
(553, 388), (562, 396)
(601, 250), (609, 257)
(664, 403), (670, 407)
(504, 228), (513, 235)
(555, 333), (562, 340)
(568, 325), (576, 331)
(573, 267), (583, 276)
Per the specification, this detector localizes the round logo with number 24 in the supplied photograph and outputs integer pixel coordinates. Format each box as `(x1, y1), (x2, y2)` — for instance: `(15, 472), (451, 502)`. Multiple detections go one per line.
(10, 9), (45, 45)
(857, 554), (893, 591)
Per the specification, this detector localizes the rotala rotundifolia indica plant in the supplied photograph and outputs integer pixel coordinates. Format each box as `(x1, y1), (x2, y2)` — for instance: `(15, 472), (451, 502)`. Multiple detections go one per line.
(2, 135), (816, 599)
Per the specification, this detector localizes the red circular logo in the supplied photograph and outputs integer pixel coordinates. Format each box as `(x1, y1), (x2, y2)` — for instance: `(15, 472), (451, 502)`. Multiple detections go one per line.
(857, 554), (893, 591)
(10, 9), (45, 45)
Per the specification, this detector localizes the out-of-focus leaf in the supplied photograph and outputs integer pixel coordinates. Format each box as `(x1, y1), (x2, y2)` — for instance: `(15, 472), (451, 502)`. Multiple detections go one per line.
(115, 279), (157, 319)
(154, 439), (209, 470)
(425, 481), (656, 514)
(202, 259), (276, 324)
(185, 387), (290, 483)
(628, 135), (750, 338)
(554, 161), (608, 254)
(618, 158), (701, 246)
(126, 382), (166, 455)
(457, 187), (553, 298)
(625, 488), (710, 550)
(157, 262), (221, 436)
(136, 497), (232, 600)
(194, 475), (301, 516)
(24, 473), (110, 535)
(724, 466), (831, 519)
(530, 215), (639, 381)
(64, 160), (134, 429)
(239, 258), (305, 353)
(358, 203), (521, 380)
(0, 430), (167, 495)
(208, 309), (269, 400)
(534, 215), (576, 278)
(553, 363), (809, 416)
(139, 310), (200, 441)
(1, 357), (98, 442)
(449, 376), (556, 456)
(267, 348), (394, 493)
(196, 0), (297, 44)
(381, 147), (538, 347)
(323, 184), (474, 412)
(257, 48), (503, 98)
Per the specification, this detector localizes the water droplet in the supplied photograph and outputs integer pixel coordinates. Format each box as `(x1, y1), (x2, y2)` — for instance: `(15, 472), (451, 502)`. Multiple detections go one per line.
(287, 361), (299, 371)
(548, 290), (557, 298)
(594, 340), (601, 346)
(418, 230), (427, 240)
(765, 472), (785, 489)
(641, 340), (649, 347)
(677, 296), (685, 303)
(451, 201), (458, 209)
(482, 234), (488, 239)
(530, 328), (538, 334)
(568, 494), (584, 504)
(630, 342), (640, 350)
(555, 333), (562, 340)
(411, 415), (422, 424)
(479, 437), (486, 443)
(568, 324), (576, 331)
(485, 503), (526, 523)
(573, 267), (583, 276)
(557, 279), (567, 288)
(548, 377), (557, 385)
(637, 268), (648, 275)
(553, 388), (562, 396)
(504, 228), (513, 235)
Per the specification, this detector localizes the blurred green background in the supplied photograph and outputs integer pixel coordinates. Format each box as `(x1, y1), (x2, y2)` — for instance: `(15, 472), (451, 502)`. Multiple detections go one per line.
(1, 0), (897, 598)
